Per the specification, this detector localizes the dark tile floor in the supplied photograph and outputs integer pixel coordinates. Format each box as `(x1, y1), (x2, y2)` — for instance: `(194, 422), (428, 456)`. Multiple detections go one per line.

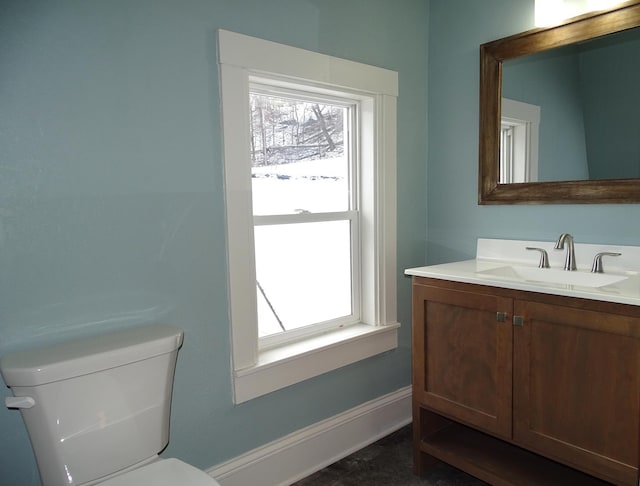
(292, 425), (487, 486)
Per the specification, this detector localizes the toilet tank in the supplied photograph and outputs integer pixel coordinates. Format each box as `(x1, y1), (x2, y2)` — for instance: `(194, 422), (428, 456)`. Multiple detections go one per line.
(0, 324), (184, 486)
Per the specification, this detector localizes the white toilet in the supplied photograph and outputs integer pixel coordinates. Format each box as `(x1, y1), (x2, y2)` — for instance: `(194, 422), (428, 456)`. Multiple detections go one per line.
(0, 324), (220, 486)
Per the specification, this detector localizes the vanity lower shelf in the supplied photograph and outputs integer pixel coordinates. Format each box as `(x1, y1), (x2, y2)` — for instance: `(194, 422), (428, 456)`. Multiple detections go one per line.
(417, 410), (611, 486)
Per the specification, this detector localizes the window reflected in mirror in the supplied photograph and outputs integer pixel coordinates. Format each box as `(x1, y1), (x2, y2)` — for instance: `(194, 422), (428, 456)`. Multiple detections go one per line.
(500, 98), (540, 183)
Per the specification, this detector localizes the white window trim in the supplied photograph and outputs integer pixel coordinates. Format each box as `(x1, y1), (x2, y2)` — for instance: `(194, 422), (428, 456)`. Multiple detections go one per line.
(218, 29), (399, 404)
(501, 98), (540, 183)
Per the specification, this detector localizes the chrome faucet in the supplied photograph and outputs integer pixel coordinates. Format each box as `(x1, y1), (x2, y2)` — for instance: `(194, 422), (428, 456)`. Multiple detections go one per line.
(554, 233), (577, 271)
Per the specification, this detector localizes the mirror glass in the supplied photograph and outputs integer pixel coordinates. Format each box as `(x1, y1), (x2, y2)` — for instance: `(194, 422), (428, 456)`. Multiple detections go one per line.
(501, 28), (640, 183)
(479, 1), (640, 204)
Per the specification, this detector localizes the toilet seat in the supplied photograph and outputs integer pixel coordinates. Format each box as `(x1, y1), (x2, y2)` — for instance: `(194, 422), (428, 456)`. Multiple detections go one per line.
(98, 458), (220, 486)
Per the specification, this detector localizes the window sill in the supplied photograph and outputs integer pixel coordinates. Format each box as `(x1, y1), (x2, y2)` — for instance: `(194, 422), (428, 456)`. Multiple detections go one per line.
(232, 323), (400, 403)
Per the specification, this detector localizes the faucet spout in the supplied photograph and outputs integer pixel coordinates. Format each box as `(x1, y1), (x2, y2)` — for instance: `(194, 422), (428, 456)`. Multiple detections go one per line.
(554, 233), (577, 271)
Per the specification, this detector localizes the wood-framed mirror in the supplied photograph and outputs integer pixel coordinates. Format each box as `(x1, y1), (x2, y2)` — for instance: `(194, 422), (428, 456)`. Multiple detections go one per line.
(479, 0), (640, 204)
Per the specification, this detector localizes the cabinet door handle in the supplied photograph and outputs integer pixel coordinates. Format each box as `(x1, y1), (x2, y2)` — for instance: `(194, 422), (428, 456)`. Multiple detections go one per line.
(513, 316), (524, 327)
(496, 312), (507, 322)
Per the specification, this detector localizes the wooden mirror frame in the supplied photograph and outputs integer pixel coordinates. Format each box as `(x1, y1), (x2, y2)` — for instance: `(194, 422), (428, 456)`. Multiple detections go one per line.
(479, 0), (640, 204)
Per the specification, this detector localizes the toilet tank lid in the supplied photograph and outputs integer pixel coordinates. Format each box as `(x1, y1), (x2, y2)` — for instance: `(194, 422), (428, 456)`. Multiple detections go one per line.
(0, 324), (184, 387)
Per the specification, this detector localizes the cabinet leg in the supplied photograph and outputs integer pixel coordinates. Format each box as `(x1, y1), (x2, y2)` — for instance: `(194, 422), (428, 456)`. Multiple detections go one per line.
(414, 449), (439, 477)
(413, 403), (451, 477)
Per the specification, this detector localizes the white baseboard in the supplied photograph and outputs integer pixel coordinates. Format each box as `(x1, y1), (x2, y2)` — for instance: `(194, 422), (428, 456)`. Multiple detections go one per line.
(206, 386), (412, 486)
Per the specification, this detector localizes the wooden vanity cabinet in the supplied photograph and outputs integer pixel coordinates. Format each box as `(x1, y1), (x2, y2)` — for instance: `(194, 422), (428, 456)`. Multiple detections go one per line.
(412, 276), (640, 486)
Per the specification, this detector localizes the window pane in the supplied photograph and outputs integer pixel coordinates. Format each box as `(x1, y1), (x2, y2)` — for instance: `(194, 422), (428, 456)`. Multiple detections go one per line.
(254, 221), (353, 337)
(250, 93), (350, 215)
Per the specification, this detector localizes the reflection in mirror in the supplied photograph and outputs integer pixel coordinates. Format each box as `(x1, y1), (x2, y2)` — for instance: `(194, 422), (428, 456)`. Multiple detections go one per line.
(502, 28), (640, 182)
(479, 1), (640, 204)
(500, 98), (540, 183)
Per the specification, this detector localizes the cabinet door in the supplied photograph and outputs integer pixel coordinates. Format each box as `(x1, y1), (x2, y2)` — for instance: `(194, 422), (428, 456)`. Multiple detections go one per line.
(412, 282), (513, 439)
(513, 300), (640, 485)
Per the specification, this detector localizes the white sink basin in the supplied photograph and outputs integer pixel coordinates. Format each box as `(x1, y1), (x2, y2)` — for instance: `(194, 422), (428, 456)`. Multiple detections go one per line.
(479, 265), (628, 288)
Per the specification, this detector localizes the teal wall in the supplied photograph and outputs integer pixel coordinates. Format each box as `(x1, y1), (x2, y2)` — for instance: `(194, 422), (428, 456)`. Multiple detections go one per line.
(0, 1), (428, 484)
(580, 29), (640, 179)
(427, 0), (640, 266)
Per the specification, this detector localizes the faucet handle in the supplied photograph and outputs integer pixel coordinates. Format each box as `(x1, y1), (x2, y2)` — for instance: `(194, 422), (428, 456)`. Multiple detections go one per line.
(591, 252), (621, 273)
(526, 247), (550, 268)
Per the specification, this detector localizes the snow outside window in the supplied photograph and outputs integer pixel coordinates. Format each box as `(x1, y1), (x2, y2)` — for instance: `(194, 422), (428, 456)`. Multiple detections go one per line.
(218, 30), (399, 403)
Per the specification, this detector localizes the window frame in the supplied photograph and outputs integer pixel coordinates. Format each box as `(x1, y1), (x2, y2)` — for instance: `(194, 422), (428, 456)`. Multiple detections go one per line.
(249, 84), (361, 347)
(218, 30), (399, 403)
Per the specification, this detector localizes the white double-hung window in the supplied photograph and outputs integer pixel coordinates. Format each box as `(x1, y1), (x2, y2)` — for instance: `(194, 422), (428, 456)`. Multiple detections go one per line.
(218, 30), (399, 403)
(251, 88), (358, 345)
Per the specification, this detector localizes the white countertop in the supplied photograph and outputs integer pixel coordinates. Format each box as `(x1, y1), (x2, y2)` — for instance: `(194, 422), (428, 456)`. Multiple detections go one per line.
(405, 238), (640, 307)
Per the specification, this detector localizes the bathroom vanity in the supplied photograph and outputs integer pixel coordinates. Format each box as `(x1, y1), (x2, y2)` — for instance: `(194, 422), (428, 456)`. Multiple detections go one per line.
(406, 239), (640, 486)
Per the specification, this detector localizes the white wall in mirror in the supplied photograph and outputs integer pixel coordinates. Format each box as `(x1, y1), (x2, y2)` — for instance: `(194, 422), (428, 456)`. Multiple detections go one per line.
(535, 0), (627, 27)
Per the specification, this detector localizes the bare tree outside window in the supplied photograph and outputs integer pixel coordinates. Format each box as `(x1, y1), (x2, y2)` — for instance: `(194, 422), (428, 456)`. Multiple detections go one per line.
(249, 94), (344, 167)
